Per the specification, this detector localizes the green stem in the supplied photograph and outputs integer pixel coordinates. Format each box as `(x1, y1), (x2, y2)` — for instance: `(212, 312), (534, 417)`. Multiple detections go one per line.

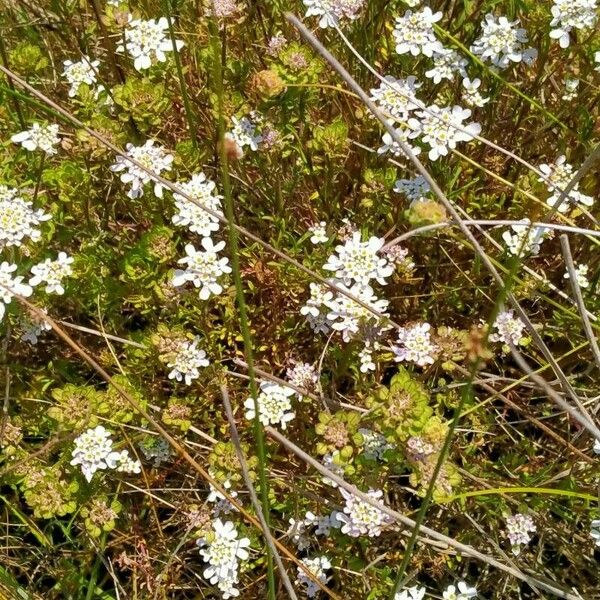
(448, 486), (599, 504)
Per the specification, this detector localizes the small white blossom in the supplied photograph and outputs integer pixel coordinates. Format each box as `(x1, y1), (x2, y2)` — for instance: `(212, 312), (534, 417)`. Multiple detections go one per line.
(359, 345), (376, 372)
(549, 0), (598, 49)
(300, 282), (334, 335)
(62, 56), (100, 97)
(118, 16), (184, 71)
(461, 78), (489, 108)
(207, 479), (238, 517)
(564, 263), (590, 289)
(425, 49), (467, 84)
(538, 155), (594, 212)
(0, 187), (51, 249)
(501, 219), (550, 256)
(471, 13), (537, 68)
(303, 0), (364, 28)
(309, 221), (329, 244)
(442, 581), (477, 600)
(591, 519), (600, 546)
(304, 510), (342, 536)
(244, 381), (296, 429)
(393, 7), (444, 57)
(109, 449), (142, 474)
(19, 309), (52, 345)
(110, 140), (174, 199)
(392, 322), (438, 367)
(506, 513), (536, 554)
(286, 361), (320, 394)
(394, 175), (431, 202)
(370, 75), (422, 122)
(594, 439), (600, 454)
(296, 555), (331, 598)
(287, 517), (311, 550)
(167, 337), (210, 385)
(11, 123), (60, 154)
(70, 426), (121, 482)
(595, 50), (600, 71)
(172, 239), (231, 300)
(359, 428), (393, 459)
(562, 78), (579, 101)
(336, 487), (393, 537)
(267, 34), (287, 56)
(490, 310), (526, 346)
(226, 116), (263, 155)
(29, 252), (73, 295)
(395, 586), (427, 600)
(378, 123), (422, 159)
(0, 262), (33, 322)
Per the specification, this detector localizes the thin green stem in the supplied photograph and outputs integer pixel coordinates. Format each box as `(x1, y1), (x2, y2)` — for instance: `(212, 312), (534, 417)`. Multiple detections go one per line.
(448, 487), (599, 504)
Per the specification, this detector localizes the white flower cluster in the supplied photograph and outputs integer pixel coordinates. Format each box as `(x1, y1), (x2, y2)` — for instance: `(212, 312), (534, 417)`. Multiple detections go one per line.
(564, 263), (590, 289)
(471, 13), (537, 68)
(442, 581), (477, 600)
(502, 219), (550, 256)
(244, 381), (296, 429)
(118, 16), (184, 71)
(288, 510), (341, 550)
(378, 122), (422, 159)
(29, 252), (74, 295)
(111, 140), (174, 199)
(70, 425), (141, 482)
(309, 221), (329, 244)
(286, 361), (320, 393)
(62, 56), (99, 97)
(197, 519), (250, 599)
(19, 309), (51, 345)
(336, 487), (393, 537)
(171, 173), (223, 237)
(562, 78), (579, 101)
(591, 519), (600, 547)
(538, 155), (593, 212)
(296, 555), (332, 598)
(226, 115), (263, 157)
(11, 123), (60, 154)
(0, 262), (33, 322)
(395, 586), (426, 600)
(594, 438), (600, 454)
(392, 322), (438, 367)
(167, 337), (210, 385)
(303, 0), (364, 29)
(0, 185), (51, 249)
(461, 78), (489, 108)
(506, 513), (536, 554)
(370, 75), (422, 122)
(490, 310), (525, 346)
(359, 428), (393, 459)
(207, 479), (238, 517)
(394, 175), (431, 203)
(393, 7), (443, 57)
(172, 239), (231, 300)
(550, 0), (598, 48)
(425, 49), (467, 84)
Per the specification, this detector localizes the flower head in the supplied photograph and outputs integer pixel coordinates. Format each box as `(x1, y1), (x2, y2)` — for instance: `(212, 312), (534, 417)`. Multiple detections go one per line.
(29, 252), (74, 295)
(395, 586), (427, 600)
(226, 116), (263, 155)
(62, 56), (100, 96)
(171, 173), (223, 236)
(461, 78), (489, 108)
(167, 337), (210, 385)
(564, 263), (590, 289)
(71, 426), (119, 482)
(303, 0), (365, 28)
(296, 555), (331, 598)
(370, 75), (422, 121)
(392, 322), (438, 367)
(336, 487), (393, 537)
(442, 581), (477, 600)
(538, 155), (593, 212)
(11, 123), (60, 154)
(394, 175), (431, 202)
(506, 513), (536, 554)
(490, 310), (525, 346)
(244, 381), (296, 429)
(501, 219), (550, 256)
(550, 0), (598, 48)
(591, 519), (600, 547)
(0, 187), (51, 249)
(425, 49), (467, 84)
(309, 221), (329, 244)
(0, 262), (33, 322)
(393, 7), (444, 57)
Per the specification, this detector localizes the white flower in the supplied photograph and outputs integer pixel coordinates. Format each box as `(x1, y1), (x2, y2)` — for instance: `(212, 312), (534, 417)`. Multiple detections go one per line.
(323, 231), (394, 287)
(300, 282), (334, 335)
(406, 436), (435, 461)
(562, 78), (579, 101)
(461, 78), (489, 108)
(378, 123), (422, 159)
(408, 104), (481, 161)
(287, 517), (311, 550)
(296, 555), (331, 598)
(394, 175), (431, 202)
(443, 581), (477, 600)
(471, 13), (537, 68)
(227, 116), (263, 154)
(29, 252), (73, 295)
(550, 0), (598, 49)
(490, 310), (525, 346)
(197, 519), (250, 599)
(336, 487), (393, 537)
(19, 309), (52, 345)
(506, 513), (536, 554)
(359, 428), (393, 459)
(117, 16), (184, 71)
(304, 510), (342, 536)
(0, 187), (51, 249)
(172, 239), (231, 300)
(393, 7), (444, 57)
(594, 438), (600, 454)
(564, 263), (590, 289)
(370, 75), (422, 122)
(395, 586), (427, 600)
(207, 479), (238, 517)
(359, 345), (376, 372)
(244, 381), (296, 429)
(595, 50), (600, 71)
(501, 219), (550, 256)
(167, 337), (210, 385)
(309, 221), (329, 244)
(425, 49), (467, 84)
(62, 56), (100, 97)
(0, 262), (33, 322)
(171, 173), (223, 237)
(286, 361), (320, 394)
(110, 140), (174, 199)
(108, 449), (142, 474)
(70, 425), (120, 482)
(591, 519), (600, 546)
(303, 0), (364, 28)
(11, 123), (60, 154)
(392, 322), (437, 367)
(538, 155), (594, 212)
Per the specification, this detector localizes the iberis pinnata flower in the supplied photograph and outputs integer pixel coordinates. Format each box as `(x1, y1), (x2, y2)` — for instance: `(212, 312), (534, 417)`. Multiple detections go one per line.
(286, 361), (320, 395)
(19, 309), (51, 345)
(0, 186), (51, 249)
(359, 344), (376, 372)
(550, 0), (598, 48)
(0, 262), (33, 322)
(62, 56), (100, 97)
(111, 140), (174, 199)
(207, 478), (238, 517)
(171, 173), (223, 237)
(538, 155), (594, 212)
(501, 219), (550, 256)
(117, 16), (184, 71)
(172, 239), (231, 300)
(167, 337), (210, 385)
(359, 428), (393, 460)
(562, 78), (579, 101)
(377, 122), (422, 159)
(11, 123), (60, 154)
(287, 517), (311, 551)
(591, 519), (600, 547)
(490, 310), (525, 346)
(461, 78), (490, 108)
(406, 435), (435, 461)
(594, 439), (600, 454)
(309, 221), (329, 244)
(244, 381), (296, 429)
(336, 487), (393, 537)
(225, 116), (263, 156)
(29, 252), (74, 295)
(471, 13), (537, 68)
(370, 75), (422, 122)
(392, 322), (438, 367)
(408, 104), (481, 161)
(394, 175), (431, 203)
(110, 449), (142, 474)
(296, 555), (332, 598)
(393, 7), (444, 57)
(208, 0), (240, 19)
(321, 451), (344, 487)
(506, 513), (536, 555)
(304, 510), (342, 536)
(564, 263), (590, 289)
(323, 231), (394, 287)
(267, 33), (287, 56)
(300, 282), (334, 335)
(303, 0), (365, 29)
(196, 519), (250, 600)
(395, 586), (426, 600)
(425, 49), (467, 84)
(443, 581), (477, 600)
